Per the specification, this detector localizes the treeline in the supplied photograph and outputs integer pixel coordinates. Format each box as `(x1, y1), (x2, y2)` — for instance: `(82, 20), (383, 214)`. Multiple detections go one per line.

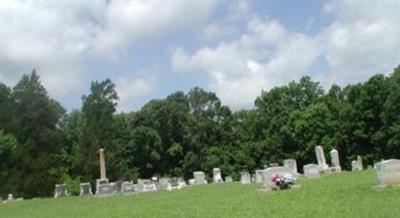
(1, 66), (400, 198)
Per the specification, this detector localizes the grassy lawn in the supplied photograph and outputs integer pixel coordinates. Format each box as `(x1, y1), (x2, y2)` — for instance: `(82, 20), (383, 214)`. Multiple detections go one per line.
(1, 170), (400, 218)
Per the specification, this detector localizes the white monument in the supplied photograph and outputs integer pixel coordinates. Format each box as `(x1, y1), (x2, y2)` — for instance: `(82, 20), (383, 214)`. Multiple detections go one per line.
(375, 159), (400, 187)
(315, 145), (329, 172)
(213, 168), (223, 183)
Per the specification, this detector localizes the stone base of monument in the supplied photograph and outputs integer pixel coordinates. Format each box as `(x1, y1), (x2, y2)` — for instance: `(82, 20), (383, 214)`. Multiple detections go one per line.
(95, 183), (116, 197)
(96, 178), (109, 188)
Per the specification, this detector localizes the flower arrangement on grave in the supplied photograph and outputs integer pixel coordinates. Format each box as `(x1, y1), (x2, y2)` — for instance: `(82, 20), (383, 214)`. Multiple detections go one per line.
(270, 173), (295, 190)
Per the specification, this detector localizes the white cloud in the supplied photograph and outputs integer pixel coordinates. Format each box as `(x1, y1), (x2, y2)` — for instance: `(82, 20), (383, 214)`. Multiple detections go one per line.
(115, 75), (156, 112)
(318, 0), (400, 87)
(202, 23), (236, 41)
(173, 17), (320, 109)
(1, 0), (104, 97)
(94, 0), (217, 56)
(1, 0), (217, 102)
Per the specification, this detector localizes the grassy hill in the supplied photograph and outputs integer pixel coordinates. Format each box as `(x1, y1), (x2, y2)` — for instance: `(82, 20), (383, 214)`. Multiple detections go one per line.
(1, 170), (400, 218)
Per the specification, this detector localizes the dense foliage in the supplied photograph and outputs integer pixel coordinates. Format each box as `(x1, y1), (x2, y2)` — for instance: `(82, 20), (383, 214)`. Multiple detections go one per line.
(1, 66), (400, 198)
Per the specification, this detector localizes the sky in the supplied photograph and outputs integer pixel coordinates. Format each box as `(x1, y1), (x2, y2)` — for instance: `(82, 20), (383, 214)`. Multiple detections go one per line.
(1, 0), (400, 111)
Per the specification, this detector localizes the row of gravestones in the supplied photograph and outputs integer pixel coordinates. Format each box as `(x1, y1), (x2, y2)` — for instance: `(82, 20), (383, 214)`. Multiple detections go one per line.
(55, 177), (189, 198)
(0, 194), (24, 204)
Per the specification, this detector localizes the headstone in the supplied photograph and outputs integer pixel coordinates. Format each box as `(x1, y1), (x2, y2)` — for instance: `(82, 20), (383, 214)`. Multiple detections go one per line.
(240, 171), (251, 184)
(262, 166), (296, 190)
(303, 164), (320, 178)
(330, 149), (341, 172)
(193, 171), (207, 185)
(176, 177), (187, 189)
(79, 182), (93, 196)
(352, 159), (363, 171)
(375, 159), (400, 187)
(188, 178), (195, 185)
(96, 148), (109, 190)
(225, 176), (233, 183)
(255, 169), (265, 183)
(113, 181), (123, 193)
(283, 159), (298, 175)
(137, 179), (157, 192)
(96, 183), (115, 196)
(158, 177), (171, 190)
(315, 145), (329, 172)
(121, 181), (136, 195)
(7, 193), (14, 201)
(54, 184), (68, 198)
(357, 155), (363, 170)
(213, 168), (223, 183)
(251, 174), (256, 182)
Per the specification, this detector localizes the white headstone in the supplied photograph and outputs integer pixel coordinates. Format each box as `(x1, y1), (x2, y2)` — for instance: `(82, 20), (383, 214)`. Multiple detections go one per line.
(303, 164), (320, 178)
(225, 176), (233, 183)
(193, 171), (207, 185)
(121, 181), (136, 195)
(315, 145), (329, 172)
(283, 159), (298, 175)
(351, 160), (363, 171)
(158, 177), (171, 190)
(54, 184), (69, 198)
(240, 171), (251, 184)
(79, 182), (93, 196)
(213, 168), (223, 183)
(7, 193), (14, 201)
(375, 159), (400, 187)
(330, 149), (341, 172)
(255, 169), (265, 183)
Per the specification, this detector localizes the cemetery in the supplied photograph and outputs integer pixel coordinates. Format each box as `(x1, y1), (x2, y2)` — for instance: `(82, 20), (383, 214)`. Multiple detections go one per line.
(2, 1), (400, 217)
(2, 146), (400, 218)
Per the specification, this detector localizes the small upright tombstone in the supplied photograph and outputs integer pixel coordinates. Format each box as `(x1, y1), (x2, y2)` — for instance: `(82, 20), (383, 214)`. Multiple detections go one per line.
(79, 182), (93, 196)
(213, 168), (224, 183)
(121, 181), (136, 195)
(357, 155), (363, 170)
(375, 159), (400, 187)
(225, 176), (233, 183)
(138, 179), (157, 192)
(240, 171), (251, 184)
(193, 171), (207, 185)
(54, 184), (68, 198)
(255, 170), (265, 183)
(330, 149), (341, 172)
(283, 159), (298, 175)
(303, 164), (320, 178)
(7, 193), (14, 202)
(352, 159), (363, 171)
(158, 177), (171, 190)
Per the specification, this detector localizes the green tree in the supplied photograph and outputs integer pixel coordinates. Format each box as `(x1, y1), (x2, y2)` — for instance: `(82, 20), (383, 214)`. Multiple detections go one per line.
(79, 79), (118, 182)
(11, 71), (65, 197)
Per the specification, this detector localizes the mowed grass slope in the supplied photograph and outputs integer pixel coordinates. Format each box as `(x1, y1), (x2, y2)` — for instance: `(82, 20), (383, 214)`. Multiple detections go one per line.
(1, 170), (400, 218)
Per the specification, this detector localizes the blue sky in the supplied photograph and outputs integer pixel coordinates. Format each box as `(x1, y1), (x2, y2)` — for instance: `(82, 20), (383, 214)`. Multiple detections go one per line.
(1, 0), (400, 111)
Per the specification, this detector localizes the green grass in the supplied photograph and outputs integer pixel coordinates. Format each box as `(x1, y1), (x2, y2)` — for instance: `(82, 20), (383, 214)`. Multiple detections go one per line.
(1, 170), (400, 218)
